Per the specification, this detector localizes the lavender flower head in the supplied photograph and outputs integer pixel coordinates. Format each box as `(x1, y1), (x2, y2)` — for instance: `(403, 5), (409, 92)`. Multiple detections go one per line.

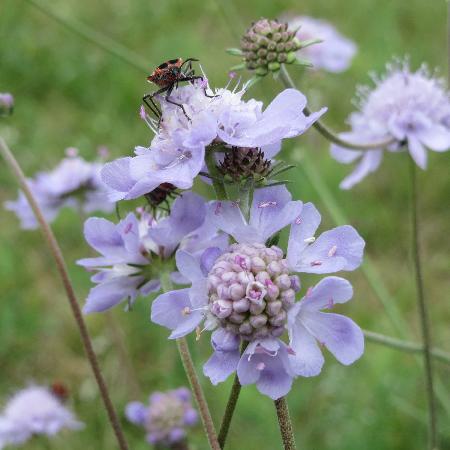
(0, 386), (82, 447)
(151, 186), (365, 399)
(101, 76), (326, 201)
(78, 191), (227, 313)
(285, 16), (357, 73)
(125, 387), (197, 447)
(0, 93), (14, 116)
(331, 61), (450, 189)
(5, 149), (115, 229)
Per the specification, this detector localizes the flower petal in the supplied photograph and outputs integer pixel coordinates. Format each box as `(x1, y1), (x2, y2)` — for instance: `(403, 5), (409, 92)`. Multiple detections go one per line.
(301, 311), (364, 365)
(150, 192), (207, 256)
(293, 225), (364, 274)
(250, 185), (302, 243)
(83, 277), (141, 314)
(237, 339), (294, 400)
(417, 123), (450, 152)
(339, 150), (383, 190)
(408, 135), (428, 169)
(203, 329), (240, 385)
(176, 250), (204, 283)
(287, 321), (324, 377)
(287, 202), (320, 267)
(101, 158), (136, 201)
(297, 276), (353, 311)
(151, 289), (203, 339)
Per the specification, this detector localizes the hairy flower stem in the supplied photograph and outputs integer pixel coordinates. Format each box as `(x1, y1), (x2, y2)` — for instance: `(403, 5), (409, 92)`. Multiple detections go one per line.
(0, 138), (129, 450)
(217, 342), (248, 449)
(160, 273), (220, 450)
(205, 148), (228, 200)
(274, 397), (297, 450)
(409, 158), (438, 450)
(364, 330), (450, 366)
(278, 65), (394, 150)
(176, 338), (221, 450)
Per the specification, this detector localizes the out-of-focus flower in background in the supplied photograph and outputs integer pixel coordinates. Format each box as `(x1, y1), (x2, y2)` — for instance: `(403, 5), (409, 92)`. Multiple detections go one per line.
(330, 61), (450, 188)
(0, 385), (83, 448)
(4, 148), (115, 229)
(125, 387), (197, 447)
(283, 15), (357, 73)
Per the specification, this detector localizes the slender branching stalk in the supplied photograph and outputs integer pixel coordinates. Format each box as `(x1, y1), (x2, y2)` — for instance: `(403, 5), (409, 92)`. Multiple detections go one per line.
(160, 273), (220, 450)
(409, 158), (438, 450)
(0, 138), (130, 450)
(176, 338), (221, 450)
(363, 330), (450, 366)
(217, 341), (248, 449)
(278, 65), (395, 150)
(217, 374), (241, 449)
(274, 397), (297, 450)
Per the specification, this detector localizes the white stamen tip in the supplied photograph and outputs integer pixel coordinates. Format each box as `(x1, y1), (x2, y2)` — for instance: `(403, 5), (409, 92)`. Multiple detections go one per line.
(256, 362), (266, 371)
(328, 245), (337, 257)
(182, 307), (191, 316)
(258, 201), (277, 208)
(303, 237), (315, 244)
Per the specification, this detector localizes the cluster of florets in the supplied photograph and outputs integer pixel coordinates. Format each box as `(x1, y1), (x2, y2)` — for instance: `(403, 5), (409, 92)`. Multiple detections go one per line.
(125, 388), (197, 447)
(0, 385), (82, 447)
(218, 147), (271, 182)
(5, 148), (114, 229)
(208, 243), (299, 340)
(331, 61), (450, 189)
(240, 19), (301, 74)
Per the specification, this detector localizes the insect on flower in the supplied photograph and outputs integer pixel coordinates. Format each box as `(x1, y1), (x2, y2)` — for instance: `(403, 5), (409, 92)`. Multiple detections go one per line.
(143, 57), (211, 122)
(144, 182), (178, 212)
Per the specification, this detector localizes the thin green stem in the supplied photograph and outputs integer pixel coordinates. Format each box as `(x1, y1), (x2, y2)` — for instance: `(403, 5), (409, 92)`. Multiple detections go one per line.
(217, 341), (248, 449)
(409, 158), (438, 450)
(205, 148), (228, 200)
(274, 397), (297, 450)
(218, 375), (241, 449)
(364, 330), (450, 366)
(160, 273), (220, 450)
(176, 338), (221, 450)
(0, 138), (129, 450)
(278, 65), (395, 151)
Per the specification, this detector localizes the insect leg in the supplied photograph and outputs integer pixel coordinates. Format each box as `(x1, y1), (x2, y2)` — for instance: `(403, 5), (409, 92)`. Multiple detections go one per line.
(165, 84), (191, 121)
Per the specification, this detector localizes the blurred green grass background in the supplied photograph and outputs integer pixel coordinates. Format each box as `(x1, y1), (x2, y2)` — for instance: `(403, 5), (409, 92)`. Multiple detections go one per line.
(1, 0), (450, 448)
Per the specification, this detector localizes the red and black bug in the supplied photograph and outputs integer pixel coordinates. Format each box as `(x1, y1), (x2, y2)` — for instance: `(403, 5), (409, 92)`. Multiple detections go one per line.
(144, 183), (177, 208)
(142, 57), (212, 123)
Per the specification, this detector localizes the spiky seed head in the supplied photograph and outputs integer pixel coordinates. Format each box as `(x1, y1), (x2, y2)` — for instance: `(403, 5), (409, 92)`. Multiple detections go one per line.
(218, 147), (271, 182)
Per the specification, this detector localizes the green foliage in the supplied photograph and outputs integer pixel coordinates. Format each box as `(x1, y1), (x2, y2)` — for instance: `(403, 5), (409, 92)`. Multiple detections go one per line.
(1, 0), (449, 449)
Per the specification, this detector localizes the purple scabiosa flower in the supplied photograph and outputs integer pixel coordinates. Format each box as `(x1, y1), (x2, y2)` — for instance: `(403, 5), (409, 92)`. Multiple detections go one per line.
(4, 149), (115, 229)
(331, 61), (450, 189)
(125, 387), (197, 447)
(78, 192), (227, 313)
(0, 93), (14, 116)
(151, 185), (364, 399)
(101, 79), (326, 200)
(285, 16), (357, 73)
(0, 386), (82, 447)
